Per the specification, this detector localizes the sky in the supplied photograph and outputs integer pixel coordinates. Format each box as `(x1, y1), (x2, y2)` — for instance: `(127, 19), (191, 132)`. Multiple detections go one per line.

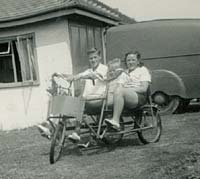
(100, 0), (200, 21)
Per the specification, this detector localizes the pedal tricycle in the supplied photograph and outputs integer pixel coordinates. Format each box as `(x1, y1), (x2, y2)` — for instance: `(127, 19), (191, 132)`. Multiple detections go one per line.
(47, 74), (162, 164)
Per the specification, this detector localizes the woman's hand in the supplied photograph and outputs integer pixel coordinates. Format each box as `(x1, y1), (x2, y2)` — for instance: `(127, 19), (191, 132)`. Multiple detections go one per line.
(65, 75), (75, 82)
(52, 72), (61, 78)
(124, 81), (149, 93)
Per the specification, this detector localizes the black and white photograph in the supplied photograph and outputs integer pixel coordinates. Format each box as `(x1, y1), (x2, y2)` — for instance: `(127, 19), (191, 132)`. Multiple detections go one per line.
(0, 0), (200, 178)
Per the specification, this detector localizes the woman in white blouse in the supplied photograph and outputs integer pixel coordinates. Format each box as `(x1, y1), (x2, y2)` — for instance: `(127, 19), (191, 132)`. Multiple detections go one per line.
(105, 51), (151, 129)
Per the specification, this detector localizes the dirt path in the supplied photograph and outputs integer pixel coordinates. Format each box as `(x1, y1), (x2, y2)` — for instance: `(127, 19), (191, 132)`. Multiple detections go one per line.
(0, 112), (200, 179)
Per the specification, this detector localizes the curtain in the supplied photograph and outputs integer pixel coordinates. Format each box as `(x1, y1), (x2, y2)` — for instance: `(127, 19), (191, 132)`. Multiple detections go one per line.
(27, 38), (37, 81)
(15, 37), (31, 81)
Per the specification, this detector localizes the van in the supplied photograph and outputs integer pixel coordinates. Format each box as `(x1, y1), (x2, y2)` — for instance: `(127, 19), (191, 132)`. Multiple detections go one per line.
(106, 19), (200, 114)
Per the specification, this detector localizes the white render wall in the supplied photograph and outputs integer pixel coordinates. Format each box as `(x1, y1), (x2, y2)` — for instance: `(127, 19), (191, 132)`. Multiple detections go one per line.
(0, 18), (73, 130)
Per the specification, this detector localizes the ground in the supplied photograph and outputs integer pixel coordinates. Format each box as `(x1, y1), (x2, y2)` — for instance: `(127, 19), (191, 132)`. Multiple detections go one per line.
(0, 106), (200, 179)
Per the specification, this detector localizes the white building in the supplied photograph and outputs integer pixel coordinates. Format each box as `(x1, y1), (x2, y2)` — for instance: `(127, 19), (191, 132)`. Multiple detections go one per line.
(0, 0), (134, 130)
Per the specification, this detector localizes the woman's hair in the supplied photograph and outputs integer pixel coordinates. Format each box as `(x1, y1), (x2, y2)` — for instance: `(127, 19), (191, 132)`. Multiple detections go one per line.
(124, 51), (143, 67)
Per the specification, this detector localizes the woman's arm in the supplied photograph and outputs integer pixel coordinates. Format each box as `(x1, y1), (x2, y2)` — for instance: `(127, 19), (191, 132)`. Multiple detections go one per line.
(134, 81), (149, 93)
(124, 81), (149, 94)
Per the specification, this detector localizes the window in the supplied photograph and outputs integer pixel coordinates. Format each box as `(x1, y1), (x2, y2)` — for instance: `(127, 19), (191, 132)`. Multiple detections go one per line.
(0, 34), (39, 87)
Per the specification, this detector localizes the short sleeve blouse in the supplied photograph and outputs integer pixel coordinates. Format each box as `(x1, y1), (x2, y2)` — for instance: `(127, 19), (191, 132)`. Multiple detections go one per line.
(125, 66), (151, 88)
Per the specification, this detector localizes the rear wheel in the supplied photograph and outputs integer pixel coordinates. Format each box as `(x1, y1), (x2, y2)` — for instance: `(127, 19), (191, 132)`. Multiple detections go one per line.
(136, 108), (162, 144)
(153, 93), (180, 115)
(49, 122), (66, 164)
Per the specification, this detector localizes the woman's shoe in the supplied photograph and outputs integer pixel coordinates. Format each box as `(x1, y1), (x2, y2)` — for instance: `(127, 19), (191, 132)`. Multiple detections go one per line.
(105, 119), (120, 130)
(77, 141), (90, 148)
(68, 132), (81, 142)
(36, 124), (51, 139)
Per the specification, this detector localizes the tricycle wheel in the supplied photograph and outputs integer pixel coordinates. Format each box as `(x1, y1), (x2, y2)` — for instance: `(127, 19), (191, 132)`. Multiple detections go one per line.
(103, 117), (124, 145)
(49, 122), (65, 164)
(136, 108), (162, 144)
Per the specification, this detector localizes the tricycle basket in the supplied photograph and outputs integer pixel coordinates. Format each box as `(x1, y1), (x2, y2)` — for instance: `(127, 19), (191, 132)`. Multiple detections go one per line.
(48, 95), (85, 119)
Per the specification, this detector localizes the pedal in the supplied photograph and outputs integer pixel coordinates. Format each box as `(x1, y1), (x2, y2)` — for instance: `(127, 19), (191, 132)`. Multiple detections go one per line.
(99, 128), (107, 139)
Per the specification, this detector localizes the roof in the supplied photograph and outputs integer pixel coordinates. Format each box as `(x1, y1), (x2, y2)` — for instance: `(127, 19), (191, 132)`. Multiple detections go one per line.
(106, 19), (200, 61)
(108, 18), (200, 31)
(0, 0), (135, 24)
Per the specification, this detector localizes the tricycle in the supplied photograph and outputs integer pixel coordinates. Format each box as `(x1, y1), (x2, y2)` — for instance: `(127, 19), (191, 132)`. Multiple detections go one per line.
(46, 74), (162, 164)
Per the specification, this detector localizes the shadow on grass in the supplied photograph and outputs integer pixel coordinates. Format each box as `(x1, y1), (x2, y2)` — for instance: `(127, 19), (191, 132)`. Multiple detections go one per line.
(61, 136), (142, 157)
(177, 103), (200, 114)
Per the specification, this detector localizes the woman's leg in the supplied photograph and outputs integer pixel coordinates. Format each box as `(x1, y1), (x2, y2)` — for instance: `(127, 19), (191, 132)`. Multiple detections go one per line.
(111, 87), (125, 124)
(111, 87), (139, 125)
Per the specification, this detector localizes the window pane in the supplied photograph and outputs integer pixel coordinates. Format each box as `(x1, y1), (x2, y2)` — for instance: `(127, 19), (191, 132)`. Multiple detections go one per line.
(0, 55), (14, 83)
(13, 42), (22, 82)
(0, 42), (10, 54)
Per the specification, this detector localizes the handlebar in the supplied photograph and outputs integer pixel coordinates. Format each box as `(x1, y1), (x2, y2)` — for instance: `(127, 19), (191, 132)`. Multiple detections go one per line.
(48, 73), (73, 96)
(52, 73), (73, 87)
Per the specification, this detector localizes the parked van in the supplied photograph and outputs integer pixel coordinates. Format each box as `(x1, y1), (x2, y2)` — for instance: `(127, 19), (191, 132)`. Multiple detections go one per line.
(106, 19), (200, 114)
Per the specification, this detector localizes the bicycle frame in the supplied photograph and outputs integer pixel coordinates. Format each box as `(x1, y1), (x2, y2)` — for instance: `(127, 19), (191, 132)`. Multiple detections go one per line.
(79, 82), (159, 140)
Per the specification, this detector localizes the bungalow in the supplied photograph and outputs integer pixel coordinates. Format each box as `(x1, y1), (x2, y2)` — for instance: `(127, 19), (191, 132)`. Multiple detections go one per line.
(0, 0), (135, 130)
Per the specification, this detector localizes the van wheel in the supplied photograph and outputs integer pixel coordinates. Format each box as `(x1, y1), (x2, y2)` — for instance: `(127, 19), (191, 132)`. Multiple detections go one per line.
(153, 93), (180, 115)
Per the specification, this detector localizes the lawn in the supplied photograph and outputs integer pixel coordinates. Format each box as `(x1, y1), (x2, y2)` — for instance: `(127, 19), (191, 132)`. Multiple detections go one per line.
(0, 113), (200, 179)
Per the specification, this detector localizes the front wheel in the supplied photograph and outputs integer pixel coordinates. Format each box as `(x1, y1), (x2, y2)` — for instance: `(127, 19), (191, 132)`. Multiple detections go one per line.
(102, 117), (124, 145)
(136, 108), (162, 144)
(49, 122), (66, 164)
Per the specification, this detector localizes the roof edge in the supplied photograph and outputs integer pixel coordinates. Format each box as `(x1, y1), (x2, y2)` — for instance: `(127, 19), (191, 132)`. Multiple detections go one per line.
(0, 1), (121, 23)
(0, 8), (119, 29)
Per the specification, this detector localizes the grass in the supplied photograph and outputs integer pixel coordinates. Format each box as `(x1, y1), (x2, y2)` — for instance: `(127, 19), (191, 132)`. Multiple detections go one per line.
(0, 113), (200, 179)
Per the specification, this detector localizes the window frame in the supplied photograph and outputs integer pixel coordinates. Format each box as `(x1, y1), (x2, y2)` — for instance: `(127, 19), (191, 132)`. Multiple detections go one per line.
(0, 33), (40, 88)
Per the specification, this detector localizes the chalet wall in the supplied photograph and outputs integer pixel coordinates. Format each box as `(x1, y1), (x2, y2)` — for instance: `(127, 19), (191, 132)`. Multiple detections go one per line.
(0, 18), (72, 130)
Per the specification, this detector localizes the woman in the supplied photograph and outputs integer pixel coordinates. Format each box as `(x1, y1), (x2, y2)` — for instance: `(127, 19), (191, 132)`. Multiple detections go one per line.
(105, 51), (151, 129)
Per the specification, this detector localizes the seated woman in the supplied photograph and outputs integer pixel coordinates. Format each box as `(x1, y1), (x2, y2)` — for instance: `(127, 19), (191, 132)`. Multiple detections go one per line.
(105, 51), (151, 129)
